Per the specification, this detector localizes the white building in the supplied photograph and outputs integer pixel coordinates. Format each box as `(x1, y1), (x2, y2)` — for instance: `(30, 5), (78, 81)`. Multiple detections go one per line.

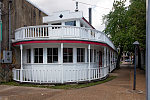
(12, 10), (117, 84)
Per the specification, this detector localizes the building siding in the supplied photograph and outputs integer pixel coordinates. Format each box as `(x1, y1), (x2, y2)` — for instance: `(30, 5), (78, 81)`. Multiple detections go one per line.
(1, 0), (47, 50)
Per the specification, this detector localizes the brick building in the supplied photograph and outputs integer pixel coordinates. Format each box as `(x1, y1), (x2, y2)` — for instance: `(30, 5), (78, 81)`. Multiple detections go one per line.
(1, 0), (47, 63)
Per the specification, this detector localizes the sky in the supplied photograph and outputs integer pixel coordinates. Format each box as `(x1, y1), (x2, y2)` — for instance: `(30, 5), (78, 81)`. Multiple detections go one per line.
(29, 0), (130, 31)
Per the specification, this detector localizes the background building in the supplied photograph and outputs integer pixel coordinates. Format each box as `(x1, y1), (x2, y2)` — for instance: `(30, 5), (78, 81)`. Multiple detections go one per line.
(0, 0), (47, 64)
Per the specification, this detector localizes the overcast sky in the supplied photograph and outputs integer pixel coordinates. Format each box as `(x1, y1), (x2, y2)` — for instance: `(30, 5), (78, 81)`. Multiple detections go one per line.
(29, 0), (129, 31)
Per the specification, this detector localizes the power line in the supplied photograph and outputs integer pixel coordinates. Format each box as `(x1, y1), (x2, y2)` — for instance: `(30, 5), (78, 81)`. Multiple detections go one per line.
(72, 0), (110, 10)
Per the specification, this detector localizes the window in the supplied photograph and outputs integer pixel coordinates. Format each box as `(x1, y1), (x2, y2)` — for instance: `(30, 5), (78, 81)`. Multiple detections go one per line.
(87, 49), (93, 62)
(65, 21), (76, 26)
(77, 48), (85, 62)
(34, 48), (43, 63)
(27, 49), (31, 63)
(47, 48), (58, 63)
(63, 48), (73, 63)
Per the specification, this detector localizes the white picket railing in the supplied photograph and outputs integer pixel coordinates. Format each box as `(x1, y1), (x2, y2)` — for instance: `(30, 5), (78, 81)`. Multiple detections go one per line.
(12, 66), (109, 84)
(15, 25), (116, 50)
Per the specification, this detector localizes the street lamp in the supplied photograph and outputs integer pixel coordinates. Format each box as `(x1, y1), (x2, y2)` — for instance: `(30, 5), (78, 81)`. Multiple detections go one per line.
(133, 41), (139, 90)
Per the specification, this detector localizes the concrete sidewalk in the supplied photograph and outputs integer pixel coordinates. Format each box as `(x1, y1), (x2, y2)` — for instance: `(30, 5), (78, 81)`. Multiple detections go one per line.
(0, 64), (146, 100)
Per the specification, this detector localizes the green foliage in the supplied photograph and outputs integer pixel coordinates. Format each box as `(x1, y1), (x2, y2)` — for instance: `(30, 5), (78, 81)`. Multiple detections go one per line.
(127, 0), (146, 50)
(103, 0), (146, 52)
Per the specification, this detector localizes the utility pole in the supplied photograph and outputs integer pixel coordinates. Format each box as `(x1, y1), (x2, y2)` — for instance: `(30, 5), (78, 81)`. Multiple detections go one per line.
(146, 0), (150, 99)
(9, 0), (12, 51)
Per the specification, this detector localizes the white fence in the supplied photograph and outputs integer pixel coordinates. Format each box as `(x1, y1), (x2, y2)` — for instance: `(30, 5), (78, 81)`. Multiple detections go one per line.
(15, 25), (116, 50)
(12, 66), (109, 84)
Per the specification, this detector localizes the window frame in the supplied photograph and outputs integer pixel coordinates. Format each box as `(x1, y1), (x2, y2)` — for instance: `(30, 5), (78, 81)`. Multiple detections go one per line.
(34, 48), (43, 63)
(77, 48), (85, 63)
(47, 48), (58, 63)
(27, 49), (31, 63)
(63, 48), (73, 63)
(65, 21), (76, 26)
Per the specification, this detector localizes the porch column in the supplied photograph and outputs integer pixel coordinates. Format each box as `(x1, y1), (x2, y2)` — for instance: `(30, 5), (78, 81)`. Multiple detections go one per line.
(61, 43), (64, 83)
(93, 48), (94, 63)
(104, 47), (106, 67)
(110, 50), (111, 72)
(107, 48), (109, 68)
(88, 44), (91, 81)
(31, 48), (34, 64)
(20, 44), (23, 82)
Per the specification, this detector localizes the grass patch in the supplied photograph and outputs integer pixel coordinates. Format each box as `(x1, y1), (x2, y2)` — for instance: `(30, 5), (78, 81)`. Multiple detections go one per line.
(0, 76), (116, 89)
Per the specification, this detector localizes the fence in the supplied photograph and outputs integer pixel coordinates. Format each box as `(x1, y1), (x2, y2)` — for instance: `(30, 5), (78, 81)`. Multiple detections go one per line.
(12, 66), (109, 84)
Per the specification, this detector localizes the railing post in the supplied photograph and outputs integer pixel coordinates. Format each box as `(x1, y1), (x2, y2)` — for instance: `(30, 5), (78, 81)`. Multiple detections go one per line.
(20, 44), (23, 82)
(88, 44), (91, 81)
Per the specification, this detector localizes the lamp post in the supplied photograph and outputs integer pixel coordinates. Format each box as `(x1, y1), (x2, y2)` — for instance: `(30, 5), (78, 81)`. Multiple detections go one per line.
(133, 41), (139, 90)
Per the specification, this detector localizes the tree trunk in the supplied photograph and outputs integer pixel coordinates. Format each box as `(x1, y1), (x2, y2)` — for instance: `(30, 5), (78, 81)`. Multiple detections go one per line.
(116, 47), (123, 69)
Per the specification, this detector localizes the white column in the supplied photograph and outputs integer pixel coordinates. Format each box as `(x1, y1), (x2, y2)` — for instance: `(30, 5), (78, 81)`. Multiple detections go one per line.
(93, 49), (94, 63)
(31, 48), (34, 64)
(107, 48), (109, 67)
(61, 43), (64, 83)
(20, 45), (23, 69)
(110, 50), (111, 72)
(85, 48), (87, 63)
(43, 48), (47, 64)
(73, 47), (77, 64)
(88, 44), (91, 81)
(20, 44), (23, 82)
(112, 52), (114, 70)
(104, 47), (106, 67)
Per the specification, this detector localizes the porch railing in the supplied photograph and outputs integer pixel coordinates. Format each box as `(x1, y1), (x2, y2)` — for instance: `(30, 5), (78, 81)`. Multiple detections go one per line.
(15, 25), (116, 50)
(12, 66), (109, 84)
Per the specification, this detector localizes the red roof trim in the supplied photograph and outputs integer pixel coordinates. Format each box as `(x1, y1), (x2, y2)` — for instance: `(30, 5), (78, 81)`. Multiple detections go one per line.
(12, 40), (116, 52)
(82, 17), (95, 29)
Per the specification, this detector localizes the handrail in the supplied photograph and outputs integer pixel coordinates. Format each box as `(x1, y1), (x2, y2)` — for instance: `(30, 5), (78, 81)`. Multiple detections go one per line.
(14, 25), (116, 50)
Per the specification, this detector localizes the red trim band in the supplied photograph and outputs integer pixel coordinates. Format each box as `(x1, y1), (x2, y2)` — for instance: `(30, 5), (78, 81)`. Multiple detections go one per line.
(12, 40), (116, 51)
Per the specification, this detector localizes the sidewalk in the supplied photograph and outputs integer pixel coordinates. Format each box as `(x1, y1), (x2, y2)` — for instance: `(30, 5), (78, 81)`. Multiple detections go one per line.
(0, 64), (146, 100)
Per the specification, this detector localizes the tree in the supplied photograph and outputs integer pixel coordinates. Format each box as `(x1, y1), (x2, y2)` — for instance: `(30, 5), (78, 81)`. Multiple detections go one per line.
(103, 0), (134, 68)
(127, 0), (146, 50)
(103, 0), (146, 68)
(127, 0), (146, 69)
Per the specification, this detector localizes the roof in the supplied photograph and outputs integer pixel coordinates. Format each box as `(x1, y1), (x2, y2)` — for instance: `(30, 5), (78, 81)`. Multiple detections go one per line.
(82, 17), (95, 29)
(26, 0), (48, 15)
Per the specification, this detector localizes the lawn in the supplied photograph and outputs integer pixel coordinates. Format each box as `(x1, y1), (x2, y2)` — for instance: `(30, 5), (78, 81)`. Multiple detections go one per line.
(0, 76), (116, 89)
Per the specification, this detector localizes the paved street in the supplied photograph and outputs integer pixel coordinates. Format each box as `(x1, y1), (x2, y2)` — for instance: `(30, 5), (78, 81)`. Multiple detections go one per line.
(0, 64), (146, 100)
